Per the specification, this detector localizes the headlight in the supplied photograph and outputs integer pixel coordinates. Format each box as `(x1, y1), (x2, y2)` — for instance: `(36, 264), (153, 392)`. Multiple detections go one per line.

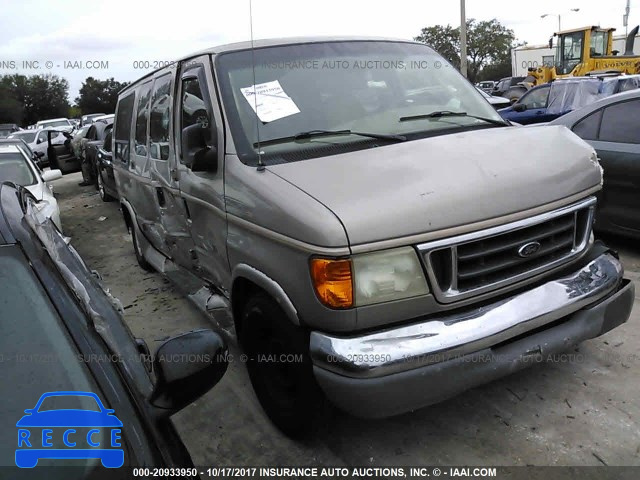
(309, 247), (429, 309)
(352, 247), (428, 306)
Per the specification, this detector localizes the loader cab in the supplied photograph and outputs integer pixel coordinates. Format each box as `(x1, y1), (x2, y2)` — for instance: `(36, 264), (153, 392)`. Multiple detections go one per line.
(554, 27), (614, 76)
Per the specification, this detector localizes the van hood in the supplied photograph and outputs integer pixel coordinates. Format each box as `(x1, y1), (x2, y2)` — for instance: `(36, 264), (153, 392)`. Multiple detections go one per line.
(267, 125), (602, 246)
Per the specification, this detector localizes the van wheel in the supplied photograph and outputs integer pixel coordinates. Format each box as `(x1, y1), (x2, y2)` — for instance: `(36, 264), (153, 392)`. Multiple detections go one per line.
(240, 292), (326, 437)
(128, 223), (154, 272)
(98, 174), (115, 202)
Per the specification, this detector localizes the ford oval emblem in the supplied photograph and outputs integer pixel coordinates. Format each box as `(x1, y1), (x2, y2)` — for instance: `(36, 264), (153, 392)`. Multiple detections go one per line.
(518, 241), (541, 258)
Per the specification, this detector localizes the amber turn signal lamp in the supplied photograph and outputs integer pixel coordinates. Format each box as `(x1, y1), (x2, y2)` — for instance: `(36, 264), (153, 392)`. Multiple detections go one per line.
(310, 258), (353, 309)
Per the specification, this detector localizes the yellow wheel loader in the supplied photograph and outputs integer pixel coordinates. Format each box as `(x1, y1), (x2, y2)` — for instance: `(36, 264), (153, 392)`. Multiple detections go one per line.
(503, 25), (640, 102)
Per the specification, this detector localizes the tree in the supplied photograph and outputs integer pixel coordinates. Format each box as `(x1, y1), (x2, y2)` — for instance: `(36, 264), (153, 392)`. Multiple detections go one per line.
(0, 73), (70, 125)
(75, 77), (129, 115)
(414, 24), (461, 69)
(414, 19), (516, 83)
(0, 84), (23, 124)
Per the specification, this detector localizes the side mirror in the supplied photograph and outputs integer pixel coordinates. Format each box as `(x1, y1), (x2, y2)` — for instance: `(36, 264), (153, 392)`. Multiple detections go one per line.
(150, 329), (228, 414)
(36, 138), (44, 144)
(181, 123), (217, 173)
(34, 151), (45, 159)
(42, 169), (63, 182)
(513, 103), (527, 112)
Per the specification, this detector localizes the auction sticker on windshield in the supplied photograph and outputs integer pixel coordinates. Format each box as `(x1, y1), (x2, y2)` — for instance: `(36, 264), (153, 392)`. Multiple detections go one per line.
(240, 80), (301, 122)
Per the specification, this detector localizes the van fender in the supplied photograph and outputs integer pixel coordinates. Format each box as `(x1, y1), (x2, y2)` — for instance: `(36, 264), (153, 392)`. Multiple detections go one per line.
(231, 264), (300, 326)
(120, 198), (149, 255)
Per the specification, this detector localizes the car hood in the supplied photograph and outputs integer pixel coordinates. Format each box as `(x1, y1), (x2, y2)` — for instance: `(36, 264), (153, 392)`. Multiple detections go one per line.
(267, 125), (602, 246)
(16, 410), (123, 427)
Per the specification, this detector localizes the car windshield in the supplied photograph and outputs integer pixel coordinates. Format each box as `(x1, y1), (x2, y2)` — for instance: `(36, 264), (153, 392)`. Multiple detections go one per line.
(40, 120), (69, 128)
(216, 41), (504, 165)
(0, 151), (36, 186)
(9, 131), (37, 143)
(0, 246), (114, 468)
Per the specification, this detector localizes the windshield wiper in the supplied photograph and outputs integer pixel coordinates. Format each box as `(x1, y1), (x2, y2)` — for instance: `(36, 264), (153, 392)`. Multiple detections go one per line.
(253, 129), (407, 148)
(399, 111), (508, 127)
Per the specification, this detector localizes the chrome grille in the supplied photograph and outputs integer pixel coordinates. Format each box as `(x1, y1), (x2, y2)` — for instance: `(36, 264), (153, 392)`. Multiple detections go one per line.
(418, 197), (596, 303)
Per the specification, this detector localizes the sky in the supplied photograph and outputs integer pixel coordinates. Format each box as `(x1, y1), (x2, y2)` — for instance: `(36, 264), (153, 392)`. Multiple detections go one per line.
(0, 0), (637, 101)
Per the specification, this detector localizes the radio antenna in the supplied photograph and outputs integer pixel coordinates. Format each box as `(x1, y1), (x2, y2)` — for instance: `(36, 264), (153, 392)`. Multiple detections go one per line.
(249, 0), (265, 171)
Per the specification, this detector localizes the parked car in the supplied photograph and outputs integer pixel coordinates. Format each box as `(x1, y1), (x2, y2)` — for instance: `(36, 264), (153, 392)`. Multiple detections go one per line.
(83, 118), (113, 186)
(0, 182), (228, 472)
(80, 112), (107, 127)
(113, 37), (633, 436)
(0, 142), (62, 230)
(93, 114), (115, 124)
(0, 123), (21, 138)
(0, 136), (46, 168)
(46, 129), (80, 174)
(96, 130), (118, 201)
(476, 87), (511, 110)
(549, 89), (640, 239)
(476, 81), (495, 94)
(498, 84), (553, 124)
(36, 118), (74, 133)
(492, 76), (525, 97)
(499, 75), (640, 125)
(8, 128), (67, 167)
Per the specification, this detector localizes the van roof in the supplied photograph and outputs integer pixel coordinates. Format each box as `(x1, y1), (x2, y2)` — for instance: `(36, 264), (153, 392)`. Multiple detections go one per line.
(120, 36), (422, 94)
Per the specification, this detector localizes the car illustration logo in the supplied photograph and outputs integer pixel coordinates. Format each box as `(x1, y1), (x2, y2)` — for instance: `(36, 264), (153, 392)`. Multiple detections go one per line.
(517, 241), (542, 258)
(15, 391), (124, 468)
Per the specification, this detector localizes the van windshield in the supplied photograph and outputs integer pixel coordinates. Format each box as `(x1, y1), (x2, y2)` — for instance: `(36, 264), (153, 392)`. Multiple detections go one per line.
(215, 41), (504, 165)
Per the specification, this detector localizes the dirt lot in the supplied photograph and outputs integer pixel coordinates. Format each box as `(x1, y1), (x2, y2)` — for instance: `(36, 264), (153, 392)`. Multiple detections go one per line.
(54, 171), (640, 468)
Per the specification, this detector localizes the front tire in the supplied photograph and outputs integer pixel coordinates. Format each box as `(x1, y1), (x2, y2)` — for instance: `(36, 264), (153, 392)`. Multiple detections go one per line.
(98, 173), (115, 202)
(240, 292), (326, 437)
(129, 222), (154, 272)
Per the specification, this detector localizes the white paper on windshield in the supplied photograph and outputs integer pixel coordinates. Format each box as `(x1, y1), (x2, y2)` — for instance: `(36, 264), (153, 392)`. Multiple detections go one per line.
(240, 80), (300, 123)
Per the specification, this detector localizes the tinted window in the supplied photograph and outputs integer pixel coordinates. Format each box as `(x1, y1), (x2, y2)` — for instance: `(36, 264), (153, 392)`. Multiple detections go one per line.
(104, 131), (112, 152)
(86, 126), (97, 141)
(149, 74), (172, 160)
(520, 87), (549, 109)
(115, 92), (135, 164)
(572, 110), (602, 141)
(599, 100), (640, 144)
(135, 82), (152, 155)
(0, 246), (107, 467)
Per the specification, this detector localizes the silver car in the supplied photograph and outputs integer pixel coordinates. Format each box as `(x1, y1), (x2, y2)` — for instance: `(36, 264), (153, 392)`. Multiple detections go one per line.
(0, 143), (63, 230)
(113, 37), (634, 436)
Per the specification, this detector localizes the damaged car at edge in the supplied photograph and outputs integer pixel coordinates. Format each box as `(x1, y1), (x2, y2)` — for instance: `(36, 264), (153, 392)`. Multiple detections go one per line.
(111, 37), (635, 436)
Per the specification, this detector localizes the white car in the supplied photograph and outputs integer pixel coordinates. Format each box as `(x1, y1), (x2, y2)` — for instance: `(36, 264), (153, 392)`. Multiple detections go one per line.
(35, 118), (74, 133)
(7, 129), (67, 166)
(0, 144), (63, 231)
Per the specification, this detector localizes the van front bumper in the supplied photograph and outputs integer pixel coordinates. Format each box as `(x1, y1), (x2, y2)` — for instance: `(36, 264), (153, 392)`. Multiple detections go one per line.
(309, 252), (634, 418)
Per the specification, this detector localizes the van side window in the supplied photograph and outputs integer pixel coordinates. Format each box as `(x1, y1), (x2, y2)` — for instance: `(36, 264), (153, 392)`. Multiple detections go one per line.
(149, 74), (172, 161)
(135, 82), (152, 156)
(181, 77), (210, 132)
(114, 92), (134, 164)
